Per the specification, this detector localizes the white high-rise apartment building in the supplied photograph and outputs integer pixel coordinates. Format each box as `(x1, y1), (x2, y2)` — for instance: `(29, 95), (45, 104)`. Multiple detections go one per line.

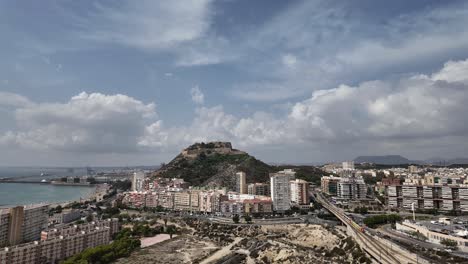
(270, 169), (296, 211)
(290, 179), (309, 205)
(132, 171), (145, 192)
(408, 165), (418, 174)
(236, 172), (247, 194)
(342, 161), (355, 171)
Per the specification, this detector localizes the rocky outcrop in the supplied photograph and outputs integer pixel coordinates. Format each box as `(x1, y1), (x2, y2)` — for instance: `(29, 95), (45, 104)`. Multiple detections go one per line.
(181, 142), (246, 158)
(151, 141), (328, 188)
(151, 142), (272, 188)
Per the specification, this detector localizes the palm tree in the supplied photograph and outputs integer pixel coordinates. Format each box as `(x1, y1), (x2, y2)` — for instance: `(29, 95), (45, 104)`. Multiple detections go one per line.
(166, 225), (176, 239)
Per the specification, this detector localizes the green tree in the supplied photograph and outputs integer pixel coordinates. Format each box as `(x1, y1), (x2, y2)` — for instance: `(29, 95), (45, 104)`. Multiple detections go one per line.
(232, 214), (240, 224)
(166, 225), (177, 239)
(86, 214), (94, 222)
(354, 207), (369, 214)
(409, 231), (427, 241)
(441, 238), (458, 249)
(243, 214), (252, 224)
(363, 214), (401, 228)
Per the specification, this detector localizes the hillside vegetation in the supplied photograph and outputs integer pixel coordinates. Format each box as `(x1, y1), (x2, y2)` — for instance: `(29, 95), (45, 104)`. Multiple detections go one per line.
(152, 142), (326, 189)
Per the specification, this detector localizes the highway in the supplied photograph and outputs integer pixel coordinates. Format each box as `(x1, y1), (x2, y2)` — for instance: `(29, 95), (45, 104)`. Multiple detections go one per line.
(315, 192), (429, 264)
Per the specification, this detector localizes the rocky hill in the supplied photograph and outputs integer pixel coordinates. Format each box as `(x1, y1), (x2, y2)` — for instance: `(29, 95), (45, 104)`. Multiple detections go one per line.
(152, 142), (327, 189)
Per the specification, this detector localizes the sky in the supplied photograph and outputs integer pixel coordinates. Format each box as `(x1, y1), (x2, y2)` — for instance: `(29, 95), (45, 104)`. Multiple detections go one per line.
(1, 0), (468, 166)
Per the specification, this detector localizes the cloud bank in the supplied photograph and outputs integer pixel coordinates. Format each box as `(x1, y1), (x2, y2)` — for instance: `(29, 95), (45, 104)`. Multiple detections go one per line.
(2, 58), (468, 162)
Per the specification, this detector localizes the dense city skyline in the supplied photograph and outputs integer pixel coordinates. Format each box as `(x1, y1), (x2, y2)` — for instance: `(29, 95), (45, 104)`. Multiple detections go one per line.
(1, 0), (468, 166)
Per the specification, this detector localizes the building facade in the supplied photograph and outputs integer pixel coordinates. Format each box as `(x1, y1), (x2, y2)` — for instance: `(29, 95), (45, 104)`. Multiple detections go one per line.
(321, 176), (341, 195)
(243, 199), (273, 215)
(173, 190), (200, 212)
(0, 219), (119, 264)
(196, 190), (227, 213)
(49, 209), (81, 226)
(337, 176), (367, 200)
(342, 161), (355, 171)
(132, 171), (145, 192)
(397, 220), (468, 252)
(290, 179), (309, 205)
(247, 183), (270, 196)
(408, 165), (418, 174)
(0, 205), (48, 247)
(236, 172), (247, 194)
(220, 200), (245, 216)
(386, 184), (468, 211)
(270, 169), (296, 211)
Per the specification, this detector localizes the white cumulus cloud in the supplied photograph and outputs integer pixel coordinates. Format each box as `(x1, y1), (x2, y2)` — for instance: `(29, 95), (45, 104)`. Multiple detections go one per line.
(2, 58), (468, 162)
(0, 92), (34, 108)
(190, 86), (205, 104)
(2, 92), (158, 153)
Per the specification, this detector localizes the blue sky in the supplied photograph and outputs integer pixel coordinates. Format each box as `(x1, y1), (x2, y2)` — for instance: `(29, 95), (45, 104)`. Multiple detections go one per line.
(1, 0), (468, 166)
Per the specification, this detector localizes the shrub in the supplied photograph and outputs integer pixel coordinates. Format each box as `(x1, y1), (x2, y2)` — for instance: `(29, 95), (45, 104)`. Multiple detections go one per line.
(232, 214), (240, 224)
(441, 238), (458, 249)
(409, 231), (427, 241)
(243, 214), (252, 224)
(363, 214), (401, 228)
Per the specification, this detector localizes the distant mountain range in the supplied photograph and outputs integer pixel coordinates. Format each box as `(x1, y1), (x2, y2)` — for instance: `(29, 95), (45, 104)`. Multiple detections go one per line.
(354, 155), (412, 165)
(353, 155), (468, 165)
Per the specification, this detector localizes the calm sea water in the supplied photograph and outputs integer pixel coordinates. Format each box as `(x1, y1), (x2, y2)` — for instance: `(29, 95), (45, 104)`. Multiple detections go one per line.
(0, 167), (87, 180)
(0, 183), (95, 206)
(0, 167), (94, 206)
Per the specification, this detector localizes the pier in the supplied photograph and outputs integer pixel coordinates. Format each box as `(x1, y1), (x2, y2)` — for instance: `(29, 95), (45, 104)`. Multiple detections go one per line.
(0, 178), (51, 184)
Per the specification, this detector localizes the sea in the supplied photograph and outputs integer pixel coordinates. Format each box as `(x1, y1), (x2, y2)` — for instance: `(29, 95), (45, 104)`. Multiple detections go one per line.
(0, 167), (95, 207)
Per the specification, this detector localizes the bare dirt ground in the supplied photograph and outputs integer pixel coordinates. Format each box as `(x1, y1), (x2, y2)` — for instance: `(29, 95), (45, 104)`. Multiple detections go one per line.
(140, 234), (174, 248)
(116, 220), (371, 264)
(115, 235), (220, 264)
(199, 237), (244, 264)
(261, 224), (339, 250)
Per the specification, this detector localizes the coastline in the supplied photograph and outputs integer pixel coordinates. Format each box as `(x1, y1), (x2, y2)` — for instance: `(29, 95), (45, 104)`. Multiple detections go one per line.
(50, 181), (93, 187)
(0, 182), (98, 208)
(49, 184), (101, 208)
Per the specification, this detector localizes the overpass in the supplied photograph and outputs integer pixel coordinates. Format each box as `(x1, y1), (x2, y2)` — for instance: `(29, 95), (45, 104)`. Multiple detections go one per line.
(315, 192), (430, 264)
